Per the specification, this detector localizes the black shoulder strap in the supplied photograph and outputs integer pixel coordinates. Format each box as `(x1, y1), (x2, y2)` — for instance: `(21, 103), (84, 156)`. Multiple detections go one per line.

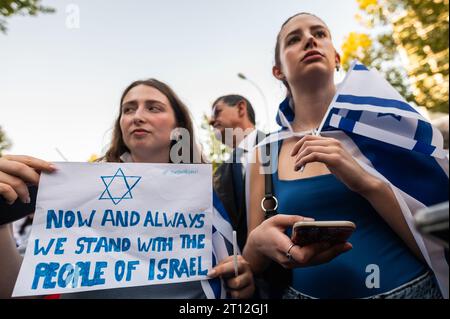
(261, 133), (278, 220)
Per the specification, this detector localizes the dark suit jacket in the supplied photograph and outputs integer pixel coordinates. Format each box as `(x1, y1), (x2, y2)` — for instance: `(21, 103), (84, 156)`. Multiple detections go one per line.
(213, 130), (265, 251)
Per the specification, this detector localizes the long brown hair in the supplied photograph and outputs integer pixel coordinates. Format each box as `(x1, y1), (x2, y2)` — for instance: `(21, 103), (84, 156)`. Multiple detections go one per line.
(101, 79), (199, 163)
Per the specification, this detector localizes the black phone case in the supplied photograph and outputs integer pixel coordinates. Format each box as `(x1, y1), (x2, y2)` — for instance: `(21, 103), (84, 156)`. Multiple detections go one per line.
(292, 226), (354, 247)
(0, 185), (37, 225)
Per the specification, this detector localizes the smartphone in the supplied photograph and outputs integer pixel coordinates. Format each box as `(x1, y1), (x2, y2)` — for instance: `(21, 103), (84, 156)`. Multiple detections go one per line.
(291, 221), (356, 247)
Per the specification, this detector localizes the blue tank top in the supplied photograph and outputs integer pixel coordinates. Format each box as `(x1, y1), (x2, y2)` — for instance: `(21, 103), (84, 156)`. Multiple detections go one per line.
(272, 140), (427, 298)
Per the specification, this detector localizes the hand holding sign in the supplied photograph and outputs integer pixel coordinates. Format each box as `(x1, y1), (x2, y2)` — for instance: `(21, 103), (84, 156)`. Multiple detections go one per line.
(13, 163), (213, 297)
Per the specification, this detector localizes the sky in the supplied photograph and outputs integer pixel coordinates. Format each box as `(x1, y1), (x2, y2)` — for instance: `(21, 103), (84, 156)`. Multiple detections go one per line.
(0, 0), (361, 161)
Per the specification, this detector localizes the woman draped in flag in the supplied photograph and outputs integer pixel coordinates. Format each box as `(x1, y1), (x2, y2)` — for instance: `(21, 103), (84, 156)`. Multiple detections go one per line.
(0, 79), (255, 299)
(243, 12), (448, 299)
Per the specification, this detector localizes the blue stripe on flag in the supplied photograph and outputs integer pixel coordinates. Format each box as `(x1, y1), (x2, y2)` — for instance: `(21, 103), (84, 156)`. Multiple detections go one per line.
(209, 277), (222, 299)
(209, 253), (222, 299)
(414, 120), (433, 146)
(412, 141), (436, 156)
(322, 108), (341, 132)
(212, 252), (217, 266)
(346, 133), (448, 206)
(354, 64), (369, 71)
(336, 95), (418, 113)
(338, 116), (356, 132)
(346, 110), (363, 122)
(213, 191), (232, 224)
(325, 114), (444, 159)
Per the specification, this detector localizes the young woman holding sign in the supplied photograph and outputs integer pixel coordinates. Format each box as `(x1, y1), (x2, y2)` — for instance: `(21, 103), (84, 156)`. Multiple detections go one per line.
(242, 12), (447, 299)
(0, 79), (256, 299)
(0, 75), (355, 299)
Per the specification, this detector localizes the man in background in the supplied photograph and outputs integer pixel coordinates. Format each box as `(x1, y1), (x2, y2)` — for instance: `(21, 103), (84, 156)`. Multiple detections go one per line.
(209, 95), (264, 250)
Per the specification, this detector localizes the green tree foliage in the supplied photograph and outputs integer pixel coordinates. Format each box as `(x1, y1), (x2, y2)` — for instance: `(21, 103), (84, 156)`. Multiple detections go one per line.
(342, 0), (449, 113)
(0, 0), (54, 33)
(0, 126), (11, 156)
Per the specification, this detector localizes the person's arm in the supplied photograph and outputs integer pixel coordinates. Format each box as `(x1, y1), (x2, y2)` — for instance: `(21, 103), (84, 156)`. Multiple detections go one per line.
(358, 178), (424, 262)
(0, 155), (55, 226)
(291, 135), (424, 261)
(0, 155), (56, 298)
(0, 224), (23, 298)
(243, 147), (352, 275)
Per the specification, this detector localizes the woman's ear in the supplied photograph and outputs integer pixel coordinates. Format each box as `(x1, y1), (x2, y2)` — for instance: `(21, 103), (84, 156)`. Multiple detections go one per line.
(272, 65), (285, 81)
(335, 51), (341, 67)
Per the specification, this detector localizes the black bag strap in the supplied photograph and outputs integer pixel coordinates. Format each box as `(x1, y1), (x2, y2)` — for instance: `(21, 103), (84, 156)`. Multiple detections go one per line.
(261, 133), (278, 220)
(259, 134), (291, 297)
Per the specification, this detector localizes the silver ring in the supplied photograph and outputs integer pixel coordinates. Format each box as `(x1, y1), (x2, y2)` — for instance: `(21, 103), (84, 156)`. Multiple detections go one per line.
(260, 196), (279, 212)
(286, 243), (296, 261)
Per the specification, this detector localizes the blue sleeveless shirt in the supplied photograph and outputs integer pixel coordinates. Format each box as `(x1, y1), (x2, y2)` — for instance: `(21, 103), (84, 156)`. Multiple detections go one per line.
(272, 140), (427, 298)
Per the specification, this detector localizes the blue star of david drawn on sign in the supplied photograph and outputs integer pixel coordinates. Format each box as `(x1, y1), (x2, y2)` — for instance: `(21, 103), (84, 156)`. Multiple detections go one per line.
(377, 113), (402, 121)
(99, 168), (142, 205)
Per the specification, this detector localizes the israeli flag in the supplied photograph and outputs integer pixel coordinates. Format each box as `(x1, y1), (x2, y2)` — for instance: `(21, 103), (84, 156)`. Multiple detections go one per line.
(318, 62), (447, 159)
(201, 191), (236, 299)
(267, 61), (449, 298)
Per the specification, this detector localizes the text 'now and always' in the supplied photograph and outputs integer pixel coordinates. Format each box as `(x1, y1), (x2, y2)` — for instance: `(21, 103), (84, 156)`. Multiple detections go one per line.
(45, 209), (206, 229)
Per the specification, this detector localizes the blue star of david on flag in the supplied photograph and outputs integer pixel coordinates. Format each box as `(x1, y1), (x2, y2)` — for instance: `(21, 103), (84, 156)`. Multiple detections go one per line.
(99, 168), (142, 205)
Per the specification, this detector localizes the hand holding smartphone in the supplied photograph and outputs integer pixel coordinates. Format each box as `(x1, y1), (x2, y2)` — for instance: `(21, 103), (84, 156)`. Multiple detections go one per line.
(292, 221), (356, 247)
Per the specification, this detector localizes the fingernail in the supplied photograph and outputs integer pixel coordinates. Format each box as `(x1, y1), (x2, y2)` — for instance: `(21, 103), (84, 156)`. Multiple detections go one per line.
(49, 164), (57, 171)
(207, 269), (216, 277)
(7, 199), (15, 205)
(304, 217), (315, 222)
(25, 196), (31, 204)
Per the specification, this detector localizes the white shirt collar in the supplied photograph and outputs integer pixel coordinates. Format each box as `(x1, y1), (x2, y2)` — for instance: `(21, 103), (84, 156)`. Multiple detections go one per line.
(119, 152), (134, 163)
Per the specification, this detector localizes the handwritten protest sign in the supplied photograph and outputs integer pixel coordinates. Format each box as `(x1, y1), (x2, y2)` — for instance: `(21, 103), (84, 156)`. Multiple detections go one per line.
(13, 163), (212, 297)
